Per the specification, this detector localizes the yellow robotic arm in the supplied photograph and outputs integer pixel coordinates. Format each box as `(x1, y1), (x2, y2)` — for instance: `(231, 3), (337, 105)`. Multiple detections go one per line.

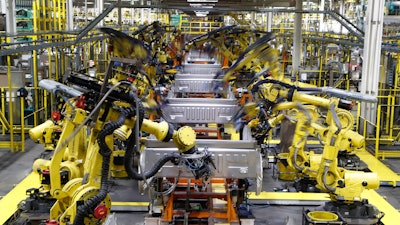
(29, 119), (60, 151)
(314, 101), (379, 202)
(38, 80), (210, 225)
(250, 78), (379, 203)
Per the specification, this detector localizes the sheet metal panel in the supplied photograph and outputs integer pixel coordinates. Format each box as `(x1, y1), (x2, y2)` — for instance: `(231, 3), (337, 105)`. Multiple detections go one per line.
(173, 77), (222, 93)
(140, 140), (263, 194)
(181, 63), (222, 74)
(162, 98), (239, 123)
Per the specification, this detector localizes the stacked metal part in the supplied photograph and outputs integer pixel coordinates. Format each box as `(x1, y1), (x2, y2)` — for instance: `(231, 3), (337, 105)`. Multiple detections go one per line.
(162, 49), (239, 124)
(142, 48), (262, 190)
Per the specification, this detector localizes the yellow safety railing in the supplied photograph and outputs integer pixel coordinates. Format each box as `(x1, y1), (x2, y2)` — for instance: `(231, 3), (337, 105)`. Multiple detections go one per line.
(0, 85), (50, 152)
(357, 112), (378, 155)
(271, 23), (294, 33)
(180, 21), (223, 34)
(0, 56), (27, 151)
(357, 95), (400, 159)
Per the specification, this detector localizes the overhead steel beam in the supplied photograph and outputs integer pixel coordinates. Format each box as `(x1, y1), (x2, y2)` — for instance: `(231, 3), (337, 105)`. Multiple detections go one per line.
(75, 4), (116, 43)
(328, 11), (364, 40)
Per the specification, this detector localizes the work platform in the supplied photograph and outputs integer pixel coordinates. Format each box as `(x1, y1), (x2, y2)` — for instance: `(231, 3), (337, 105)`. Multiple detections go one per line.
(1, 139), (400, 225)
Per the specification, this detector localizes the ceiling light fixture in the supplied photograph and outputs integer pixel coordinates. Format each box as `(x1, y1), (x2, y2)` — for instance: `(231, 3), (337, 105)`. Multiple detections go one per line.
(189, 3), (214, 8)
(187, 0), (218, 3)
(194, 10), (209, 17)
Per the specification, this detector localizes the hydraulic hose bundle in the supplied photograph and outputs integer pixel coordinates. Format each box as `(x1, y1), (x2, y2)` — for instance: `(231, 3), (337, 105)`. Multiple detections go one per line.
(73, 88), (183, 223)
(73, 93), (138, 225)
(125, 151), (180, 180)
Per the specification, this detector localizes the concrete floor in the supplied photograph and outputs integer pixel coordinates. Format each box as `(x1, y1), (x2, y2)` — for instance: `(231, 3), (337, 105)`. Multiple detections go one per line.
(0, 140), (40, 197)
(1, 139), (400, 225)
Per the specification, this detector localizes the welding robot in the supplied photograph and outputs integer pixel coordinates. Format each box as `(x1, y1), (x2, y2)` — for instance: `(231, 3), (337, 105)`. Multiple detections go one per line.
(24, 77), (221, 225)
(226, 49), (382, 223)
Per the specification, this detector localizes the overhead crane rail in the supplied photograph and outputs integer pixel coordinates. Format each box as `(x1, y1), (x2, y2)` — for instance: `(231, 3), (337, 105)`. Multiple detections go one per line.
(75, 4), (116, 43)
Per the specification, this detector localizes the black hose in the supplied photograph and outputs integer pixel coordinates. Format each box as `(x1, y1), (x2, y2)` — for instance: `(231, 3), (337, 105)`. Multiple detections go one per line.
(123, 92), (180, 180)
(124, 93), (145, 179)
(251, 79), (322, 95)
(73, 103), (136, 224)
(380, 181), (400, 187)
(126, 153), (180, 180)
(251, 79), (295, 94)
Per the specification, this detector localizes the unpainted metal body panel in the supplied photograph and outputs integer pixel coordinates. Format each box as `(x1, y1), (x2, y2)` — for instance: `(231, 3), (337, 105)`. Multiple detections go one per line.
(162, 98), (239, 123)
(140, 139), (263, 194)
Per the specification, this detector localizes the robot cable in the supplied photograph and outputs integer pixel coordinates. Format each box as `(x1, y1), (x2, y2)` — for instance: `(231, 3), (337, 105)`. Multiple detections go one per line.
(53, 81), (132, 156)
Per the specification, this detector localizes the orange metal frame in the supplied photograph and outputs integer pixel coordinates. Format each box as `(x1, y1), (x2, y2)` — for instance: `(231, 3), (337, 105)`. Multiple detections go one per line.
(162, 178), (239, 223)
(193, 127), (223, 140)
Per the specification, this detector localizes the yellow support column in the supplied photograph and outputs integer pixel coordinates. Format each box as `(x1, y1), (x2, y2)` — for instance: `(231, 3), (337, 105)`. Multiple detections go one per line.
(396, 52), (400, 89)
(48, 48), (53, 114)
(61, 0), (66, 30)
(33, 1), (38, 32)
(7, 55), (14, 152)
(61, 1), (65, 66)
(61, 53), (65, 81)
(55, 51), (60, 81)
(42, 0), (46, 31)
(318, 44), (322, 87)
(1, 88), (6, 135)
(32, 52), (38, 127)
(33, 1), (39, 126)
(96, 40), (101, 70)
(385, 96), (391, 134)
(53, 0), (57, 31)
(59, 0), (63, 30)
(43, 89), (48, 120)
(20, 95), (25, 152)
(376, 105), (381, 158)
(389, 95), (395, 139)
(356, 101), (361, 133)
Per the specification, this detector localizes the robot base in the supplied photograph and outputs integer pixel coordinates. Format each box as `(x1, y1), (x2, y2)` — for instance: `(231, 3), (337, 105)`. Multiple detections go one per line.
(323, 200), (383, 225)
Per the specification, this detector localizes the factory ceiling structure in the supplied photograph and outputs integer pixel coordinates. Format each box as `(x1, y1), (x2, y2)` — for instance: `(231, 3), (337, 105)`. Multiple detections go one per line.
(72, 0), (298, 14)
